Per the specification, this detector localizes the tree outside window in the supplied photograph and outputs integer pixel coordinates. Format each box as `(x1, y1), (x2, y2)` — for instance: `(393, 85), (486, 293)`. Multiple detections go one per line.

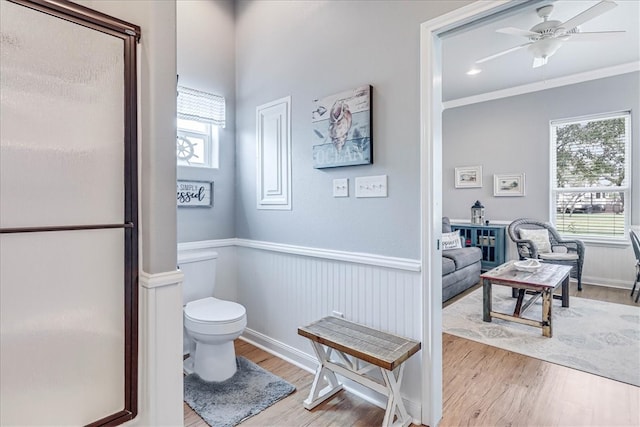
(551, 112), (630, 239)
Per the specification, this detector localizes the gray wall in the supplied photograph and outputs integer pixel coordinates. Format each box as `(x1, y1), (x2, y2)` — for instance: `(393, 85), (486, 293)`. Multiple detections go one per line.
(177, 0), (236, 243)
(81, 0), (178, 273)
(234, 0), (471, 260)
(443, 72), (640, 226)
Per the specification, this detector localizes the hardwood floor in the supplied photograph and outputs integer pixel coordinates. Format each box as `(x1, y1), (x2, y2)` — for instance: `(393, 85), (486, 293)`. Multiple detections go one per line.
(185, 284), (639, 426)
(184, 339), (396, 427)
(441, 333), (639, 427)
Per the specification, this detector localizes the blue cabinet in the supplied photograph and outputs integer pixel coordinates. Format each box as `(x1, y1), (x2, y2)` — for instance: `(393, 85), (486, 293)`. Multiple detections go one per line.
(451, 223), (506, 271)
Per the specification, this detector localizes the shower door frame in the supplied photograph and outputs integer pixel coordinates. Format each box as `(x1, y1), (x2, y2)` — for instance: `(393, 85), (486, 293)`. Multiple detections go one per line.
(2, 1), (140, 425)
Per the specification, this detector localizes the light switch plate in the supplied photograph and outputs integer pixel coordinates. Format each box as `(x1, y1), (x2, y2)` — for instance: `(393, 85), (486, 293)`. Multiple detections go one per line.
(333, 178), (349, 197)
(355, 175), (388, 198)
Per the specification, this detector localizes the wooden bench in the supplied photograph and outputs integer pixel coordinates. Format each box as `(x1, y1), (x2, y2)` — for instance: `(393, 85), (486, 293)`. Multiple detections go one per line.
(298, 316), (421, 427)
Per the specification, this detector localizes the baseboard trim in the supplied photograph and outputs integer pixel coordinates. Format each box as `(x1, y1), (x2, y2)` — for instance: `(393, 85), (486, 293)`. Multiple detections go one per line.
(240, 328), (421, 424)
(582, 276), (633, 290)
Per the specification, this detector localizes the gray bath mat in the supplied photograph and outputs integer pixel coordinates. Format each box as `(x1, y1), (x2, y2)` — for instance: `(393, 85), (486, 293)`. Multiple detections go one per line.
(184, 356), (296, 427)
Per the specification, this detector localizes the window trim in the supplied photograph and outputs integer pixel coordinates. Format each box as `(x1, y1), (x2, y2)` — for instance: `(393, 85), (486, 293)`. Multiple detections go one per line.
(176, 119), (219, 169)
(549, 110), (631, 242)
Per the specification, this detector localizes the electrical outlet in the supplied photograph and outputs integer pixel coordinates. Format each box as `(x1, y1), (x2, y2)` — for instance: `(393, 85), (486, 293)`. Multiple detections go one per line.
(333, 178), (348, 197)
(355, 175), (388, 198)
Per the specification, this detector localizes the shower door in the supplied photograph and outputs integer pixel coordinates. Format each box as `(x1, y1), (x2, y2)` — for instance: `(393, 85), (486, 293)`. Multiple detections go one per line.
(0, 1), (139, 425)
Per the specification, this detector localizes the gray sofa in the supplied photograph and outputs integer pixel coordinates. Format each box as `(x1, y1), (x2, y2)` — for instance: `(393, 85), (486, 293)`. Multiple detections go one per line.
(442, 217), (482, 302)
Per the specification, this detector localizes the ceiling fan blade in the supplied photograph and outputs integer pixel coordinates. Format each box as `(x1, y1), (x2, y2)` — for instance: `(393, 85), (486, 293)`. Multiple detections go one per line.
(563, 30), (626, 41)
(475, 42), (532, 64)
(532, 56), (548, 68)
(560, 0), (618, 31)
(496, 27), (539, 38)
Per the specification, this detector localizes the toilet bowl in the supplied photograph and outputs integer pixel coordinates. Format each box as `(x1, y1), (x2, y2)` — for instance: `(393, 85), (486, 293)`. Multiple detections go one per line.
(178, 250), (247, 382)
(183, 297), (247, 382)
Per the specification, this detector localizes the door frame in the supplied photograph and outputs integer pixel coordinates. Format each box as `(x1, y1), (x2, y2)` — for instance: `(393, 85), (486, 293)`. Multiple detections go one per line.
(419, 2), (511, 425)
(4, 1), (141, 425)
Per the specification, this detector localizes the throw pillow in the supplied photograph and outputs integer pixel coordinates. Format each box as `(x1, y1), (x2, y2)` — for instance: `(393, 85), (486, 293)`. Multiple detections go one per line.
(441, 231), (462, 250)
(519, 228), (552, 253)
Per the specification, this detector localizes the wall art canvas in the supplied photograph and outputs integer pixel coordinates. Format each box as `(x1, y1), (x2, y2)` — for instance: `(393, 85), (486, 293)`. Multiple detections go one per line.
(311, 85), (372, 168)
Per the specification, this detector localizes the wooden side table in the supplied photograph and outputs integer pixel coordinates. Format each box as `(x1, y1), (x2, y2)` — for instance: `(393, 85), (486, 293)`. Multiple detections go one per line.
(481, 261), (572, 337)
(298, 316), (421, 427)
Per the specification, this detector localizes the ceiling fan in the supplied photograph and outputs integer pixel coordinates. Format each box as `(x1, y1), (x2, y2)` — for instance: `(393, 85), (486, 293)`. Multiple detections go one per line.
(476, 0), (626, 68)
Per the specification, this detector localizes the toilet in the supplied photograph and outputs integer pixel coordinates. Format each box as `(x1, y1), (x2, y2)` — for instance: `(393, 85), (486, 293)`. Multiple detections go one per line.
(178, 250), (247, 382)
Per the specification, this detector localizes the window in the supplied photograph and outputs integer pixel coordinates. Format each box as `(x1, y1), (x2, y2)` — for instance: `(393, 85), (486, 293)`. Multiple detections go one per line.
(176, 85), (225, 169)
(177, 118), (218, 168)
(550, 111), (631, 240)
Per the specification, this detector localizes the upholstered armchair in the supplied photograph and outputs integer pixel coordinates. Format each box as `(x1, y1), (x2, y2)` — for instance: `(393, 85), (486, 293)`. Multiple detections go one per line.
(508, 218), (585, 290)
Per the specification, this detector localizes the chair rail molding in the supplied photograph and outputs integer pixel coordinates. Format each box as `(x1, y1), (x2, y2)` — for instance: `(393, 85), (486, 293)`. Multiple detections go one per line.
(178, 238), (421, 272)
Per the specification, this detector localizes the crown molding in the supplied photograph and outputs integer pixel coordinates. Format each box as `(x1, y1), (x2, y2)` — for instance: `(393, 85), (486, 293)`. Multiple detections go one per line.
(444, 62), (640, 110)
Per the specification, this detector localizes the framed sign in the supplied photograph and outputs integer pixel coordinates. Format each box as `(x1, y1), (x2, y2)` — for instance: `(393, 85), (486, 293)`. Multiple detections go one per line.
(177, 180), (212, 207)
(311, 85), (372, 168)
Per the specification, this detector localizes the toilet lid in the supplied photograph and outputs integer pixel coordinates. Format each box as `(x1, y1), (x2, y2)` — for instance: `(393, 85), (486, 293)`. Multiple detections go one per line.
(184, 297), (246, 323)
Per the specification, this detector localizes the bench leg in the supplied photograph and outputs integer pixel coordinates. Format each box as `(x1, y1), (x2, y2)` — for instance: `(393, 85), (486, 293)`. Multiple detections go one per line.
(381, 364), (411, 427)
(303, 342), (343, 410)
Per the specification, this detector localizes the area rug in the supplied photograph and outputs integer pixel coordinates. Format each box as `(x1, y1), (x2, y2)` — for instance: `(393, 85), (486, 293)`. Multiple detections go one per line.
(443, 286), (640, 387)
(184, 356), (296, 427)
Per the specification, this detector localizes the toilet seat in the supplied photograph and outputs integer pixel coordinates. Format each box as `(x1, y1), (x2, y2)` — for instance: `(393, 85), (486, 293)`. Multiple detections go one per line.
(184, 297), (246, 335)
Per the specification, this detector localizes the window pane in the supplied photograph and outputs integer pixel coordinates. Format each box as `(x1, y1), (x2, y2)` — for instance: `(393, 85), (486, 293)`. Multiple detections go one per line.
(177, 118), (208, 133)
(555, 191), (625, 237)
(554, 116), (627, 189)
(177, 134), (206, 166)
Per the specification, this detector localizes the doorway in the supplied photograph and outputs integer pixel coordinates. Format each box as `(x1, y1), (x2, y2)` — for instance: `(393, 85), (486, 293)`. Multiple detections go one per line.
(419, 2), (526, 425)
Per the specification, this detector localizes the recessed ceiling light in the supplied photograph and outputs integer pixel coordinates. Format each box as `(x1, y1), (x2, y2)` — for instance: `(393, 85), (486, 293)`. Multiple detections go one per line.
(466, 68), (482, 76)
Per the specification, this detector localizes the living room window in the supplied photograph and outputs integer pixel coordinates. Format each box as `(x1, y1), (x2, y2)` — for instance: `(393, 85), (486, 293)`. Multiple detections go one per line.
(177, 85), (225, 168)
(550, 111), (631, 241)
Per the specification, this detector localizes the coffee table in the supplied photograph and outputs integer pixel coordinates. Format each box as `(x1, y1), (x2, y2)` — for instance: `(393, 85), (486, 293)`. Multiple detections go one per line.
(481, 261), (572, 337)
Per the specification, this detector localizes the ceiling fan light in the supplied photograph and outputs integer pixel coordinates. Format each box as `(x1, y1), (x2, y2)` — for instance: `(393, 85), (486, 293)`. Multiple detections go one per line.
(528, 38), (562, 59)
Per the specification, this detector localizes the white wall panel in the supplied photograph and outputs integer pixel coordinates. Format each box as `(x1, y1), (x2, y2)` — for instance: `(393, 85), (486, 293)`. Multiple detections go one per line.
(234, 245), (423, 415)
(177, 239), (423, 418)
(256, 97), (291, 210)
(0, 230), (124, 425)
(505, 230), (635, 289)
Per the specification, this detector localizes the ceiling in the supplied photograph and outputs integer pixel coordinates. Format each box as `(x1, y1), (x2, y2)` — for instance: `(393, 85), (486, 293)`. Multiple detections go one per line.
(442, 0), (640, 103)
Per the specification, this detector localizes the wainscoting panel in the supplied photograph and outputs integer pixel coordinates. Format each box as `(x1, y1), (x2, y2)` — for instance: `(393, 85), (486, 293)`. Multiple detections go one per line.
(177, 239), (423, 419)
(234, 245), (423, 417)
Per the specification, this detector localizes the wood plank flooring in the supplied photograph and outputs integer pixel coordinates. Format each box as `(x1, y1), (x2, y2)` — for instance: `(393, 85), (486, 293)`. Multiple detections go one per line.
(184, 339), (395, 427)
(185, 284), (639, 426)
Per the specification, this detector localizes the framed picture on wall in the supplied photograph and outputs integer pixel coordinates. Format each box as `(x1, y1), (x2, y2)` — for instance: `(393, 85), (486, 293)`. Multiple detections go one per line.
(177, 180), (213, 207)
(494, 173), (525, 197)
(455, 166), (482, 188)
(311, 85), (372, 168)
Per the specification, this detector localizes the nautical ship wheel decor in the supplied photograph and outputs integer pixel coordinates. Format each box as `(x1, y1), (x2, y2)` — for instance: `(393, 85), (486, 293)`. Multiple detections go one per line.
(177, 135), (199, 164)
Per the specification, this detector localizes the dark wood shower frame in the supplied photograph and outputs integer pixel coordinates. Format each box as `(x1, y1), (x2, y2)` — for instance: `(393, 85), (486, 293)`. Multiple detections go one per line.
(2, 1), (141, 425)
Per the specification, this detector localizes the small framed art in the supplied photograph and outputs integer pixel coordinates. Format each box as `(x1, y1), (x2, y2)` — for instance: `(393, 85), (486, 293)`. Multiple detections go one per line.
(494, 173), (525, 197)
(455, 166), (482, 188)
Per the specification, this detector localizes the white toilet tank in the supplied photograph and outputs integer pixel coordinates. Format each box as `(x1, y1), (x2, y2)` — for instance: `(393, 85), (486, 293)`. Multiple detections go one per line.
(178, 250), (218, 304)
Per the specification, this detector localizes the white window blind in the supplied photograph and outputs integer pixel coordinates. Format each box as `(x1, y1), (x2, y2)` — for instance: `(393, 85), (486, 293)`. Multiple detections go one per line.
(550, 111), (630, 239)
(177, 85), (225, 127)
